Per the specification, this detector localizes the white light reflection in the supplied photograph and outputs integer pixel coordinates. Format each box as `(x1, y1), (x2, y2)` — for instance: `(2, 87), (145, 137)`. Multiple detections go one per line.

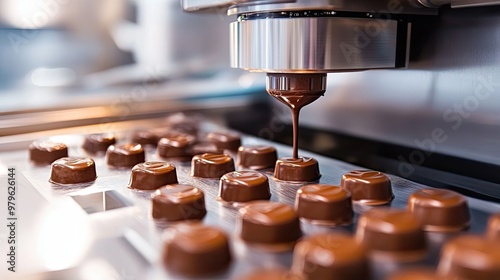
(36, 204), (91, 271)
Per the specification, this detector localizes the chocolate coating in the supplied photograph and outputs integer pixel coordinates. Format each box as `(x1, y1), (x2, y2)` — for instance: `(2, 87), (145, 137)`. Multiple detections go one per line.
(162, 222), (231, 276)
(157, 134), (196, 160)
(408, 189), (470, 232)
(341, 170), (393, 205)
(237, 145), (277, 170)
(106, 143), (145, 168)
(131, 129), (158, 146)
(274, 157), (320, 182)
(29, 140), (68, 165)
(487, 214), (500, 240)
(50, 157), (97, 185)
(128, 162), (178, 190)
(292, 233), (370, 280)
(82, 133), (116, 154)
(355, 208), (426, 258)
(437, 235), (500, 279)
(237, 201), (302, 247)
(295, 184), (353, 226)
(191, 153), (235, 178)
(218, 171), (271, 204)
(388, 269), (444, 280)
(151, 184), (206, 221)
(207, 131), (241, 151)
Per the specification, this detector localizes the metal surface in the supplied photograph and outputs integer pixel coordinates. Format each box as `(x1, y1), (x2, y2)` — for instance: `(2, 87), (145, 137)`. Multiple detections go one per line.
(420, 0), (500, 8)
(230, 17), (401, 72)
(266, 73), (327, 91)
(0, 122), (499, 279)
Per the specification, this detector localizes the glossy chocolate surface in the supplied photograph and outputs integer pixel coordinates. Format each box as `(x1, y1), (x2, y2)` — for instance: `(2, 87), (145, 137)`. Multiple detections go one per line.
(237, 145), (277, 170)
(355, 208), (426, 257)
(292, 233), (370, 280)
(50, 157), (96, 185)
(157, 134), (196, 160)
(128, 162), (178, 190)
(131, 129), (159, 146)
(408, 189), (470, 232)
(151, 184), (206, 221)
(237, 201), (301, 245)
(188, 142), (225, 155)
(191, 153), (235, 178)
(341, 170), (393, 205)
(82, 133), (116, 154)
(295, 184), (353, 226)
(29, 140), (68, 165)
(437, 235), (500, 279)
(274, 157), (320, 182)
(218, 171), (271, 203)
(162, 222), (231, 276)
(106, 143), (145, 168)
(207, 131), (241, 151)
(487, 214), (500, 240)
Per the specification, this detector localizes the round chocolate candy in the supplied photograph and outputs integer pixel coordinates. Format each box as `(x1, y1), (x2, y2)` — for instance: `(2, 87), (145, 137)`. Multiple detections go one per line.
(274, 157), (320, 182)
(341, 170), (393, 205)
(131, 129), (158, 146)
(191, 153), (235, 178)
(355, 208), (426, 259)
(292, 233), (370, 280)
(151, 184), (206, 221)
(157, 134), (196, 160)
(437, 235), (500, 279)
(50, 157), (97, 185)
(106, 143), (145, 168)
(388, 268), (444, 280)
(487, 214), (500, 240)
(408, 189), (470, 232)
(162, 222), (231, 276)
(207, 131), (241, 151)
(29, 140), (68, 165)
(218, 171), (271, 204)
(82, 133), (116, 154)
(237, 201), (302, 249)
(128, 162), (178, 190)
(237, 145), (277, 170)
(295, 184), (353, 226)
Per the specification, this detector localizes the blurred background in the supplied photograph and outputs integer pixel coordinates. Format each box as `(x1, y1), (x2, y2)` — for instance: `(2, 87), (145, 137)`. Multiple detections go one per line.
(1, 1), (500, 199)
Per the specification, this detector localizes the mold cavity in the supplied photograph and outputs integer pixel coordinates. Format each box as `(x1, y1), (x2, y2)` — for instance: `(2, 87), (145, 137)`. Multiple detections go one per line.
(72, 190), (132, 214)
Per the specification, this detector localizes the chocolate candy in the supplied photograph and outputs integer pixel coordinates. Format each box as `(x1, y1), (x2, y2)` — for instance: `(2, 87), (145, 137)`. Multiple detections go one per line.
(437, 235), (500, 279)
(207, 131), (241, 151)
(128, 162), (178, 190)
(82, 133), (116, 154)
(50, 157), (97, 185)
(131, 129), (159, 146)
(408, 189), (470, 232)
(295, 184), (353, 226)
(274, 157), (320, 182)
(162, 222), (231, 276)
(164, 113), (199, 136)
(341, 170), (393, 205)
(188, 142), (225, 155)
(191, 153), (235, 178)
(29, 140), (68, 165)
(237, 201), (302, 249)
(487, 214), (500, 240)
(151, 184), (206, 221)
(218, 171), (271, 204)
(157, 134), (196, 160)
(237, 145), (277, 170)
(355, 208), (426, 259)
(292, 233), (370, 280)
(106, 143), (145, 168)
(388, 268), (444, 280)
